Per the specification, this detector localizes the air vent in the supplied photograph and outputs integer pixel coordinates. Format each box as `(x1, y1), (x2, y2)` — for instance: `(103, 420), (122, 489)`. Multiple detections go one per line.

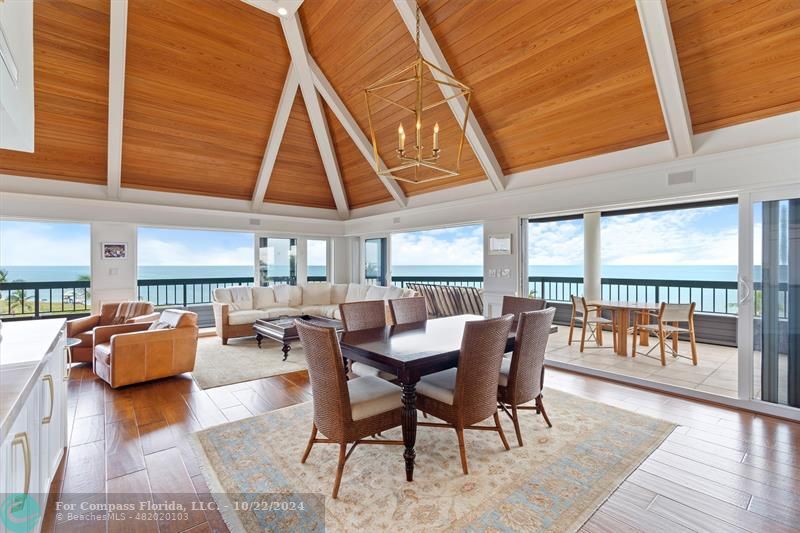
(249, 218), (261, 226)
(667, 170), (695, 186)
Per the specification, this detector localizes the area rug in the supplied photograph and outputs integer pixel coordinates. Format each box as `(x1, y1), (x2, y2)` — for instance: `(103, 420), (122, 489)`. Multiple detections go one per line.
(192, 336), (307, 389)
(190, 388), (675, 532)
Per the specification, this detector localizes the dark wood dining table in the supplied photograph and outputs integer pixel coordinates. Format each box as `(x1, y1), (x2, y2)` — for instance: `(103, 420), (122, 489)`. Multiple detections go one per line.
(339, 314), (556, 482)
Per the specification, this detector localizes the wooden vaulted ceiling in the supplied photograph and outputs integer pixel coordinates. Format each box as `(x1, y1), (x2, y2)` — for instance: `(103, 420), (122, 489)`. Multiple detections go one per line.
(1, 0), (799, 213)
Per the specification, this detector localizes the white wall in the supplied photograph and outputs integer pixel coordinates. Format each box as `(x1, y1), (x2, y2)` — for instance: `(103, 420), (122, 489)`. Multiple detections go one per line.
(483, 219), (520, 317)
(90, 223), (138, 311)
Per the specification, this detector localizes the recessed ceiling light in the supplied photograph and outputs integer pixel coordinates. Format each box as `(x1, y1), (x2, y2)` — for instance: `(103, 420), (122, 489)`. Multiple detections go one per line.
(277, 7), (288, 16)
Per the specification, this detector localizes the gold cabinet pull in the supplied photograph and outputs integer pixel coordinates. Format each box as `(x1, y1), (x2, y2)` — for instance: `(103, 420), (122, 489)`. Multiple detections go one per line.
(42, 374), (54, 424)
(11, 432), (31, 499)
(64, 344), (72, 381)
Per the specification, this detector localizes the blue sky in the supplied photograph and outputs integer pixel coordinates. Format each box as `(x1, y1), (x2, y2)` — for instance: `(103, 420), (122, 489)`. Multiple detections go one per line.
(1, 204), (739, 268)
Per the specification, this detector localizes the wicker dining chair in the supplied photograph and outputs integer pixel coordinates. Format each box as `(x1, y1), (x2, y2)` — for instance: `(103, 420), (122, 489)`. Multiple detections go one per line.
(388, 296), (428, 325)
(295, 319), (404, 499)
(568, 295), (616, 352)
(416, 314), (515, 475)
(501, 295), (547, 321)
(339, 300), (396, 380)
(498, 308), (556, 446)
(632, 302), (698, 366)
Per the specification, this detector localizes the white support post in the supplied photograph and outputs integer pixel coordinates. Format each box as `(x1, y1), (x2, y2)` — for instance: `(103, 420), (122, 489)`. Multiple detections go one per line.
(280, 13), (349, 218)
(107, 0), (129, 199)
(251, 65), (299, 210)
(393, 0), (506, 191)
(309, 57), (407, 208)
(583, 212), (602, 302)
(636, 0), (694, 158)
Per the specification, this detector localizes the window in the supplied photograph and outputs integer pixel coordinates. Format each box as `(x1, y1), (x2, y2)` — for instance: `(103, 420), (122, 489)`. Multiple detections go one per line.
(364, 238), (387, 286)
(259, 237), (297, 286)
(0, 219), (91, 318)
(307, 239), (328, 282)
(527, 216), (584, 300)
(390, 224), (483, 288)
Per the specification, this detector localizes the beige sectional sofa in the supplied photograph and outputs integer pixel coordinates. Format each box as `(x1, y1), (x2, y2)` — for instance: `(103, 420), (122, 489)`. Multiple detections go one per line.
(212, 282), (416, 344)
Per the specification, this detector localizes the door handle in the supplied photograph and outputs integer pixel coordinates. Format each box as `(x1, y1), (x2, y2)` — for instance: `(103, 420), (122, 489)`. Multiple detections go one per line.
(10, 432), (31, 508)
(738, 276), (752, 305)
(42, 374), (54, 424)
(64, 344), (72, 381)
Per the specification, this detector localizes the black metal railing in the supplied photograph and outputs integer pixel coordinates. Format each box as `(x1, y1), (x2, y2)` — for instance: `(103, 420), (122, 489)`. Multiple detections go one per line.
(393, 276), (484, 289)
(0, 280), (92, 320)
(137, 276), (254, 307)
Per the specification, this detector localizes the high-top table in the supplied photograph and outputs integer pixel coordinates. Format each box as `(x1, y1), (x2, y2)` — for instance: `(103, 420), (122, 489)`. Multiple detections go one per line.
(588, 301), (659, 356)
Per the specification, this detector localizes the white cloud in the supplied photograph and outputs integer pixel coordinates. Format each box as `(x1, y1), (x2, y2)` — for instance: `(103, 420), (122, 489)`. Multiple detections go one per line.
(307, 240), (327, 266)
(138, 237), (252, 266)
(391, 225), (483, 265)
(529, 208), (739, 266)
(0, 223), (90, 265)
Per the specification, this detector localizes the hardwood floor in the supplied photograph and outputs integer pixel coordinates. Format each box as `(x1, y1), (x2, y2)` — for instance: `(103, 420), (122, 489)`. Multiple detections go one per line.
(44, 363), (799, 532)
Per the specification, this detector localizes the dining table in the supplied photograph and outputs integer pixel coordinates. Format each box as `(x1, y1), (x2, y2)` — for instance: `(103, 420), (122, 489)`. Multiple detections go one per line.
(588, 300), (660, 356)
(339, 313), (556, 482)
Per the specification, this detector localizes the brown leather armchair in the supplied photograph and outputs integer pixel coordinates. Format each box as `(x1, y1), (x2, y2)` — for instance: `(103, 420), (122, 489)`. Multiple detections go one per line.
(67, 301), (157, 363)
(93, 309), (199, 388)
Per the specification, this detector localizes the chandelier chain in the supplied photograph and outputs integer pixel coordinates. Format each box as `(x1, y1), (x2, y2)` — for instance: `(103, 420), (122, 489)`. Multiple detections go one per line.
(415, 2), (421, 57)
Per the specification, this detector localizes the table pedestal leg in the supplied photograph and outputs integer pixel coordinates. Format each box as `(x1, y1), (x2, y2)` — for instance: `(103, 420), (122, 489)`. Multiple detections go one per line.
(401, 381), (418, 481)
(282, 343), (291, 361)
(616, 310), (629, 356)
(256, 333), (263, 348)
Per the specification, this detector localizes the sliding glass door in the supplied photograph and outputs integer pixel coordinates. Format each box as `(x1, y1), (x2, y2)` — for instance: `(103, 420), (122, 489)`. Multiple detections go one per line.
(364, 237), (388, 286)
(750, 195), (800, 407)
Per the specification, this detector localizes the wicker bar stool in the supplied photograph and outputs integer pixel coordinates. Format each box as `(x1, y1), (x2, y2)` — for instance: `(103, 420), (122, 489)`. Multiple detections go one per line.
(388, 296), (428, 324)
(416, 314), (515, 475)
(339, 300), (396, 380)
(498, 308), (556, 446)
(295, 319), (404, 499)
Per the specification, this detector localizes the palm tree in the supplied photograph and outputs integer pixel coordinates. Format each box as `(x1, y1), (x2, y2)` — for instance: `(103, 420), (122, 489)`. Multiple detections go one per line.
(10, 285), (33, 315)
(0, 268), (7, 283)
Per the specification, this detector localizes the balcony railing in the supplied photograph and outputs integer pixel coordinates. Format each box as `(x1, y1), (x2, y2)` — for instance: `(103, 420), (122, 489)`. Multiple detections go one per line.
(393, 276), (484, 288)
(0, 280), (92, 320)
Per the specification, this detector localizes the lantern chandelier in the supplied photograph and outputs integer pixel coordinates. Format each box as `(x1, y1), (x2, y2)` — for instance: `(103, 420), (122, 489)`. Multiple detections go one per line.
(364, 1), (472, 184)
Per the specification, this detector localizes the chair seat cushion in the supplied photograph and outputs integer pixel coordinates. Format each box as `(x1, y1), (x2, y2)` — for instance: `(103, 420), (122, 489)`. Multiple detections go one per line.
(416, 368), (457, 405)
(585, 317), (613, 324)
(351, 362), (396, 381)
(94, 342), (112, 365)
(300, 304), (340, 319)
(227, 309), (269, 325)
(347, 376), (402, 421)
(498, 357), (512, 387)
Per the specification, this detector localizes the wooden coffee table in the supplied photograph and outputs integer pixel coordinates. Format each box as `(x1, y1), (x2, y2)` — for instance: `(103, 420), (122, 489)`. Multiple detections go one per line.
(253, 315), (343, 360)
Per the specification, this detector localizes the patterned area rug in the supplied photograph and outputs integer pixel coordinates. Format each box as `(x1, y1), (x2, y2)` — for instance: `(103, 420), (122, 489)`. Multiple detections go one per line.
(190, 388), (674, 532)
(192, 336), (307, 389)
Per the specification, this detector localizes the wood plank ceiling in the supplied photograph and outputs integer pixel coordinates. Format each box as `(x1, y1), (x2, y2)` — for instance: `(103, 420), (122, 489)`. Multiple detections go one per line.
(300, 0), (488, 197)
(0, 0), (109, 185)
(121, 0), (290, 200)
(667, 0), (800, 133)
(1, 0), (799, 213)
(418, 0), (668, 175)
(264, 93), (336, 208)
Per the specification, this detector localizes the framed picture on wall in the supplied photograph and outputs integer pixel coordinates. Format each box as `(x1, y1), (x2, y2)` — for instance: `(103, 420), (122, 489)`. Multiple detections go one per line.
(102, 242), (127, 259)
(488, 234), (512, 255)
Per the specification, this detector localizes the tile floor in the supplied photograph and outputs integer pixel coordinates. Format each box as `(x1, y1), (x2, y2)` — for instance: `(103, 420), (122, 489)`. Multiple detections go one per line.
(545, 326), (740, 398)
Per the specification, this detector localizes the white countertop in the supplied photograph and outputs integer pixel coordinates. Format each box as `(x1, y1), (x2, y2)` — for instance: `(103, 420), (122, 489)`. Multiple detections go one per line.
(0, 318), (65, 440)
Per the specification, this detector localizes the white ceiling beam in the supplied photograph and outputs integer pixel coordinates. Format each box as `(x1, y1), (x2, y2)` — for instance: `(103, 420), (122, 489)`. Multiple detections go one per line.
(308, 57), (407, 208)
(280, 13), (349, 218)
(251, 64), (299, 210)
(106, 0), (128, 200)
(240, 0), (302, 18)
(393, 0), (506, 191)
(636, 0), (694, 158)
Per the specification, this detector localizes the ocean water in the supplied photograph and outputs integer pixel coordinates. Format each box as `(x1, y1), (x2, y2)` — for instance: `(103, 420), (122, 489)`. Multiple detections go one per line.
(0, 264), (739, 282)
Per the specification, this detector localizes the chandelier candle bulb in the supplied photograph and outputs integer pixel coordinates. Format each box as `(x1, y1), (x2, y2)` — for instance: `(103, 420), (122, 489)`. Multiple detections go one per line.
(433, 122), (439, 151)
(398, 124), (405, 152)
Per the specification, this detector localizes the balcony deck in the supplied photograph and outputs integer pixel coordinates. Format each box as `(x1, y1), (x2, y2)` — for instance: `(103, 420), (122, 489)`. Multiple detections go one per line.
(546, 326), (740, 398)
